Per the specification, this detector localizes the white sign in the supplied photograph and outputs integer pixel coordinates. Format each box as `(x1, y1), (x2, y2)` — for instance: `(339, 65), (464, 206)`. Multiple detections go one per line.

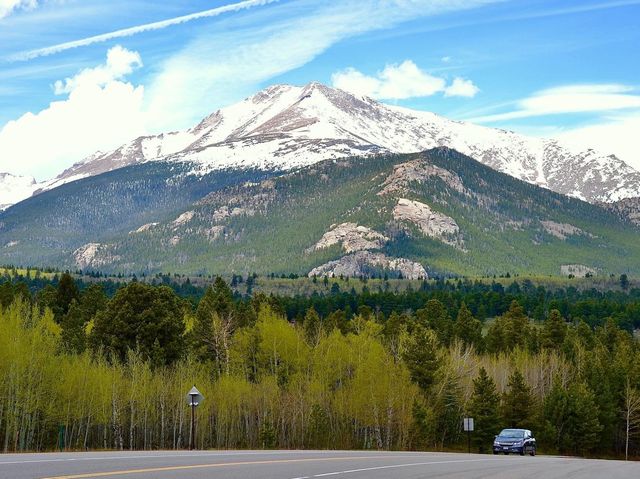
(186, 386), (204, 406)
(463, 417), (474, 432)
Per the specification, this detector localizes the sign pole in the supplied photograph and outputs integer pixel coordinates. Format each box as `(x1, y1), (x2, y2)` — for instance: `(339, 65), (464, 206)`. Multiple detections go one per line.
(186, 385), (204, 451)
(463, 417), (474, 454)
(190, 400), (195, 451)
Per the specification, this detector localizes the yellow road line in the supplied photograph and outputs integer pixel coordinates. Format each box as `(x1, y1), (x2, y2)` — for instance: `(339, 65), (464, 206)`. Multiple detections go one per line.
(41, 455), (407, 479)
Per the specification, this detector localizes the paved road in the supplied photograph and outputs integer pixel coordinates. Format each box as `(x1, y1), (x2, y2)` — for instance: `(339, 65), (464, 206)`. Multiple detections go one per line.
(0, 450), (638, 479)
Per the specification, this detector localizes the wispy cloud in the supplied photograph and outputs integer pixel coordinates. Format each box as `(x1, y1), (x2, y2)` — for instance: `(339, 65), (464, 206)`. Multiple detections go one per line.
(8, 0), (279, 61)
(469, 84), (640, 123)
(0, 0), (38, 19)
(331, 60), (479, 100)
(145, 0), (499, 130)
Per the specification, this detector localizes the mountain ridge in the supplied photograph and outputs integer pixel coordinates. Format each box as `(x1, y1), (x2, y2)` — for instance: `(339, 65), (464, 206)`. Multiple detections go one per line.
(4, 82), (639, 208)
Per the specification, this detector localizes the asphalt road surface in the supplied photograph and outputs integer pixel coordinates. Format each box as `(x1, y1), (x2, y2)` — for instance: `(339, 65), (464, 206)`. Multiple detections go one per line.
(1, 450), (638, 479)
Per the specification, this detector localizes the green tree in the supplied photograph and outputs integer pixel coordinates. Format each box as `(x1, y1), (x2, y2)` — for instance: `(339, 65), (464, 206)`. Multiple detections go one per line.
(401, 325), (441, 392)
(60, 300), (86, 353)
(543, 381), (603, 455)
(90, 282), (185, 367)
(486, 301), (530, 353)
(303, 307), (322, 346)
(55, 273), (79, 319)
(501, 370), (534, 428)
(468, 367), (501, 453)
(453, 302), (483, 350)
(541, 309), (567, 350)
(416, 299), (452, 346)
(620, 274), (629, 290)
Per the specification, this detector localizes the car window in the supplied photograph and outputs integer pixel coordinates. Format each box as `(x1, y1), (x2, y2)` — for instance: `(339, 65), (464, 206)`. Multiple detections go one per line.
(498, 429), (524, 438)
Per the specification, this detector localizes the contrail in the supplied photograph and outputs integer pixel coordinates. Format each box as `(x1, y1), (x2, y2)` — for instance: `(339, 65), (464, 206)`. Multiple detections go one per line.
(8, 0), (279, 61)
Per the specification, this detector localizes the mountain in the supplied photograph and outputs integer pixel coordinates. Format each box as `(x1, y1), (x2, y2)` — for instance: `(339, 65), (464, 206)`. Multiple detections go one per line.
(0, 173), (38, 210)
(8, 82), (640, 208)
(2, 147), (639, 277)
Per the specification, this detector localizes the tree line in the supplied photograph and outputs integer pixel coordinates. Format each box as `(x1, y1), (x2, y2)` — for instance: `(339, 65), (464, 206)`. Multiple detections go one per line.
(0, 274), (639, 457)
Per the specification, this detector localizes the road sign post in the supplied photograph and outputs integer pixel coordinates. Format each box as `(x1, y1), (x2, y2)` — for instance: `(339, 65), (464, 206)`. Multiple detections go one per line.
(186, 385), (204, 450)
(463, 418), (474, 454)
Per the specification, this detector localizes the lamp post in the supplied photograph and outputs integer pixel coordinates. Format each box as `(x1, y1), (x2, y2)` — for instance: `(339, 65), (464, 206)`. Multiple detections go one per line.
(186, 385), (204, 450)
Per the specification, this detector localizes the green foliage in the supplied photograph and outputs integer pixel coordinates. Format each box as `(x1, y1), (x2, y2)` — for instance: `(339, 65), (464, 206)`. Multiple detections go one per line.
(541, 309), (567, 350)
(453, 302), (483, 350)
(501, 370), (534, 428)
(0, 275), (639, 457)
(543, 381), (603, 455)
(486, 301), (530, 353)
(468, 367), (501, 453)
(90, 282), (186, 367)
(401, 324), (441, 392)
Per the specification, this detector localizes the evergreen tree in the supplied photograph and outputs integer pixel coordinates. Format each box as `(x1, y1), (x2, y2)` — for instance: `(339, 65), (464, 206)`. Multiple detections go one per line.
(90, 282), (185, 367)
(501, 370), (534, 428)
(453, 302), (483, 350)
(401, 325), (441, 392)
(55, 273), (79, 319)
(543, 381), (603, 455)
(541, 309), (567, 350)
(303, 307), (322, 346)
(60, 300), (86, 353)
(416, 299), (452, 346)
(468, 368), (501, 453)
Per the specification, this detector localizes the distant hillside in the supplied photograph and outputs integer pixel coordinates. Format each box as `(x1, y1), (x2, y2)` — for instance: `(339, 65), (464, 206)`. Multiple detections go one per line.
(3, 147), (637, 277)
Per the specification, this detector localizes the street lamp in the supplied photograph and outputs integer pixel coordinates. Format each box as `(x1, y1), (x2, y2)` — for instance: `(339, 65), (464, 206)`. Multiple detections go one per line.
(186, 385), (204, 450)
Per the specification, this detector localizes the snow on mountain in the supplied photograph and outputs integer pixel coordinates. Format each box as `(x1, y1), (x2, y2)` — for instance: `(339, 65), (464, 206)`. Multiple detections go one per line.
(14, 82), (640, 206)
(0, 173), (38, 210)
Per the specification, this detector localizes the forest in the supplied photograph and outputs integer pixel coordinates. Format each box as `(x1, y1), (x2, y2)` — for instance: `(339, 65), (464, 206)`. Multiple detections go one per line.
(0, 272), (639, 459)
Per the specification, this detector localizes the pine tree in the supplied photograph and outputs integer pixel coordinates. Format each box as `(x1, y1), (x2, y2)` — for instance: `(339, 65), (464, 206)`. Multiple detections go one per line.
(416, 299), (452, 346)
(401, 325), (441, 392)
(501, 370), (534, 428)
(541, 309), (567, 350)
(468, 367), (501, 453)
(453, 302), (483, 350)
(303, 307), (322, 346)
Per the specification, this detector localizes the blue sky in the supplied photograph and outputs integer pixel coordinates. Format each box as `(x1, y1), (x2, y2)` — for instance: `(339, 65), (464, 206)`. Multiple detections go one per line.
(1, 0), (639, 179)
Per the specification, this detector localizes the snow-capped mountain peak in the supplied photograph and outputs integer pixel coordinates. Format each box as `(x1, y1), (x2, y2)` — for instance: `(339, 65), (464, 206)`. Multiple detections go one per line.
(7, 82), (640, 207)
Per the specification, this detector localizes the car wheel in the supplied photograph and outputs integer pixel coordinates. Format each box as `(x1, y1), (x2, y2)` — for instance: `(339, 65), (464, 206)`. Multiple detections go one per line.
(493, 451), (498, 455)
(519, 447), (525, 456)
(530, 447), (536, 457)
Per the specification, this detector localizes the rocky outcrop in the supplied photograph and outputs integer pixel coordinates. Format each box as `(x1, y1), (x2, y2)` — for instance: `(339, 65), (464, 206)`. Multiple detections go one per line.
(541, 220), (586, 240)
(392, 198), (463, 248)
(378, 159), (467, 196)
(73, 243), (119, 269)
(561, 264), (597, 277)
(308, 251), (427, 279)
(130, 222), (158, 234)
(604, 197), (640, 226)
(172, 211), (195, 228)
(312, 223), (388, 253)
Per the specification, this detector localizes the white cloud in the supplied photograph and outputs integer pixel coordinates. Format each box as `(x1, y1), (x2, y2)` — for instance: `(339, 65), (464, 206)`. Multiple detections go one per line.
(331, 60), (479, 100)
(471, 84), (640, 123)
(53, 45), (142, 94)
(0, 46), (146, 179)
(445, 77), (480, 98)
(144, 0), (494, 131)
(554, 113), (640, 171)
(0, 0), (37, 19)
(9, 0), (278, 61)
